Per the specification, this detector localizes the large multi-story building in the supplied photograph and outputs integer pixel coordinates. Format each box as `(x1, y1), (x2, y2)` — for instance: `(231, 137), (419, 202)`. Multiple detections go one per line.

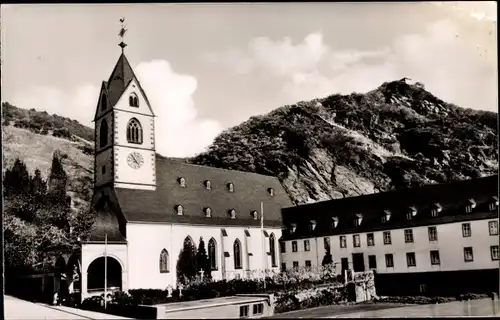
(280, 175), (499, 296)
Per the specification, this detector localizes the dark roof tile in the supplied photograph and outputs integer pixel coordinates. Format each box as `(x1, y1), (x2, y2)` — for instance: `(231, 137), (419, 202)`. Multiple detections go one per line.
(114, 158), (293, 226)
(282, 175), (498, 240)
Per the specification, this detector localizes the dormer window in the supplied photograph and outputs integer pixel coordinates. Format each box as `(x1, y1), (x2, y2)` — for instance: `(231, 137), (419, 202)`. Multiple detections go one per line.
(176, 205), (184, 216)
(204, 207), (212, 218)
(489, 196), (499, 211)
(466, 199), (476, 213)
(309, 220), (317, 232)
(331, 217), (339, 229)
(431, 203), (442, 217)
(204, 180), (212, 190)
(178, 177), (186, 187)
(267, 188), (274, 196)
(381, 210), (391, 223)
(229, 209), (236, 219)
(227, 183), (234, 192)
(251, 210), (258, 220)
(290, 223), (297, 234)
(354, 214), (363, 227)
(129, 92), (139, 108)
(407, 206), (417, 220)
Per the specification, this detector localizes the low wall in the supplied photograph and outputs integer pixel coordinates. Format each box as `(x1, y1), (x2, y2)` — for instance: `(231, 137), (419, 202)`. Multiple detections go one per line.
(374, 268), (499, 297)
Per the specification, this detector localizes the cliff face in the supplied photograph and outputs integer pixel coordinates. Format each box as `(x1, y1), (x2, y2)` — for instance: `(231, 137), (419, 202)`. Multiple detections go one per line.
(190, 79), (498, 205)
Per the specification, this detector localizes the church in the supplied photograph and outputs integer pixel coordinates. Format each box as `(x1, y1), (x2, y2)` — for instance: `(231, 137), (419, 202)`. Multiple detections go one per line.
(50, 36), (295, 301)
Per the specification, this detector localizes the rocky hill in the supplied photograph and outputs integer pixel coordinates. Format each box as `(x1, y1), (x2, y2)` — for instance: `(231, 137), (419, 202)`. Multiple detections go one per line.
(2, 79), (498, 207)
(191, 79), (498, 204)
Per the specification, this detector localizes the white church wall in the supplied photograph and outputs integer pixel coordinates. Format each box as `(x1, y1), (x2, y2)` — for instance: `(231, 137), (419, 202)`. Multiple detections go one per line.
(81, 243), (128, 299)
(126, 222), (282, 290)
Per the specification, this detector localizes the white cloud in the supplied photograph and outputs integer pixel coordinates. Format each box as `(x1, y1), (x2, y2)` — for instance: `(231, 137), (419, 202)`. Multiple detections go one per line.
(135, 60), (222, 157)
(11, 59), (222, 158)
(207, 19), (497, 112)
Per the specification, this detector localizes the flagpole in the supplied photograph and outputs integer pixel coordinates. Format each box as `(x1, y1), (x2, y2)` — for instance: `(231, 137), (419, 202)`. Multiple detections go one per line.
(104, 233), (108, 310)
(261, 202), (266, 291)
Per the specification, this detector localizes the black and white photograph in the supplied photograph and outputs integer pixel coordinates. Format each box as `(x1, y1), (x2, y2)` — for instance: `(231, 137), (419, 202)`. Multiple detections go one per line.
(1, 2), (498, 319)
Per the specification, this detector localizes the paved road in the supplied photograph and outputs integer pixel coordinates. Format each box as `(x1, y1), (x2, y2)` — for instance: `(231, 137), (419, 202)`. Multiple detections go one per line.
(270, 298), (499, 318)
(268, 302), (407, 318)
(336, 298), (499, 318)
(4, 296), (131, 320)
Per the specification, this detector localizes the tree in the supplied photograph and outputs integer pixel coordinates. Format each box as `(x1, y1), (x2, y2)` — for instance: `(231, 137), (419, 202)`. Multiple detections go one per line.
(322, 252), (333, 266)
(4, 158), (31, 197)
(196, 237), (211, 279)
(176, 238), (198, 285)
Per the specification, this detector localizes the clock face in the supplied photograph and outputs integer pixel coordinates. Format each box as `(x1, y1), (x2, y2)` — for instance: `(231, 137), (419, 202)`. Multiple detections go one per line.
(127, 152), (144, 169)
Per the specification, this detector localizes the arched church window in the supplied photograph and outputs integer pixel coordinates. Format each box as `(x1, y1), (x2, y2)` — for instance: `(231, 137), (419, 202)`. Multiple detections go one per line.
(99, 119), (108, 148)
(208, 238), (217, 270)
(233, 239), (242, 269)
(159, 249), (169, 273)
(126, 118), (143, 144)
(101, 94), (107, 111)
(270, 233), (277, 267)
(129, 93), (139, 108)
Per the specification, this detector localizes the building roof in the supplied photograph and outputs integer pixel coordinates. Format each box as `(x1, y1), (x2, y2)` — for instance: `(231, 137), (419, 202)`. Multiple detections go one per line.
(105, 53), (154, 115)
(111, 158), (294, 227)
(281, 175), (499, 241)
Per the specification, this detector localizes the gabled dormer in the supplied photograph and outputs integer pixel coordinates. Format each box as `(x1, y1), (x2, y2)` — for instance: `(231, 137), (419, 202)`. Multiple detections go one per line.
(489, 196), (499, 211)
(331, 216), (339, 229)
(309, 220), (317, 232)
(406, 206), (417, 220)
(431, 203), (442, 217)
(465, 198), (476, 213)
(289, 223), (297, 235)
(353, 214), (363, 227)
(381, 210), (391, 223)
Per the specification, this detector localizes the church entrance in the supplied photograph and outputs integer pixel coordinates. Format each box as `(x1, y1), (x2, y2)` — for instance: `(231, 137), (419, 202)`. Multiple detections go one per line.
(87, 257), (122, 293)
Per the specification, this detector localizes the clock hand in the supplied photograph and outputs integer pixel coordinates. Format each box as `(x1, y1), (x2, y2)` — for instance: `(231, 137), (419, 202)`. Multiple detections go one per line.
(132, 154), (139, 165)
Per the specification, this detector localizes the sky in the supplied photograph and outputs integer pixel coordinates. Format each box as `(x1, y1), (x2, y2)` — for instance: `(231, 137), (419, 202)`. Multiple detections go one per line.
(1, 2), (497, 157)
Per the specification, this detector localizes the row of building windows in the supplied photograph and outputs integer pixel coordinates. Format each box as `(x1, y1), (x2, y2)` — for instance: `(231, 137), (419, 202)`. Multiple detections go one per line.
(100, 93), (140, 112)
(99, 118), (143, 148)
(177, 178), (275, 196)
(283, 246), (499, 271)
(174, 206), (263, 220)
(287, 199), (499, 234)
(283, 221), (498, 253)
(159, 235), (278, 273)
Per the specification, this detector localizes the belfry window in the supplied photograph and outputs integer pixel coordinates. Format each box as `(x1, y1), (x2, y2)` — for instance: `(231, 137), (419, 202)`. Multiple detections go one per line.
(129, 93), (139, 108)
(126, 118), (143, 144)
(99, 119), (108, 148)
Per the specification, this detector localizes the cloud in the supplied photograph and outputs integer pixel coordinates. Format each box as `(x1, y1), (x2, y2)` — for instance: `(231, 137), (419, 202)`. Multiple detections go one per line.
(207, 19), (497, 112)
(10, 60), (222, 158)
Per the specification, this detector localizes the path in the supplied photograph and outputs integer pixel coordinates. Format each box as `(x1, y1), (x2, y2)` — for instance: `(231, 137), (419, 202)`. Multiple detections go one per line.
(270, 298), (499, 318)
(335, 298), (498, 318)
(4, 295), (131, 320)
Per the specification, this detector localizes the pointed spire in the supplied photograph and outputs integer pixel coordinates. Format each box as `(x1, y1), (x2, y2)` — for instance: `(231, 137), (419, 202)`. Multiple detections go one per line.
(118, 17), (127, 53)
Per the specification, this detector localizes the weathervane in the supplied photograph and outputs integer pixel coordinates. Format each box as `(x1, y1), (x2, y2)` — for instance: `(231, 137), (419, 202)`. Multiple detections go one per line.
(118, 17), (127, 53)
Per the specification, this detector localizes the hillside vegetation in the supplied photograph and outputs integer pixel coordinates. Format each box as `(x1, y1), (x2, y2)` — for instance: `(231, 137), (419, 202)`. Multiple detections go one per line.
(2, 79), (498, 209)
(191, 79), (498, 204)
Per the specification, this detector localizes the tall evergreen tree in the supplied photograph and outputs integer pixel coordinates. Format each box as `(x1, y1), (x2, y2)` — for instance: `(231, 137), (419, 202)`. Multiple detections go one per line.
(176, 238), (198, 285)
(4, 158), (31, 196)
(196, 237), (211, 279)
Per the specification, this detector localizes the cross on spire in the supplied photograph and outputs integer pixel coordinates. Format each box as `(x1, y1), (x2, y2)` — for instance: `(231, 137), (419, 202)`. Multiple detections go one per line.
(118, 17), (127, 53)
